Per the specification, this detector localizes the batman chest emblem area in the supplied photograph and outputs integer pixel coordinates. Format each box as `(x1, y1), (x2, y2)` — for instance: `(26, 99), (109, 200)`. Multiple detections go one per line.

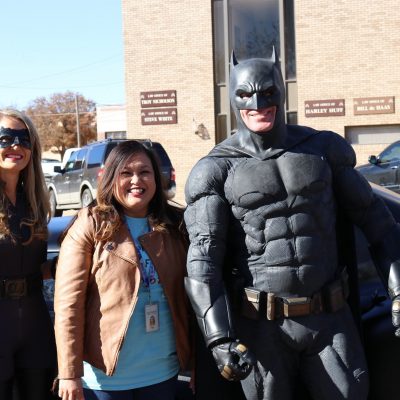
(228, 153), (332, 210)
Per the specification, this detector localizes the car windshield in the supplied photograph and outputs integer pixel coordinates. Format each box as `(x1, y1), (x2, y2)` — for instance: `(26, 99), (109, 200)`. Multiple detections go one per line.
(379, 143), (400, 163)
(64, 151), (78, 171)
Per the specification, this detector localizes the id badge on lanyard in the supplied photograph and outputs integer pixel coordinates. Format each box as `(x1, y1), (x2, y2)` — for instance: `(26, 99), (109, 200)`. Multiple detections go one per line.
(133, 236), (160, 333)
(145, 303), (159, 332)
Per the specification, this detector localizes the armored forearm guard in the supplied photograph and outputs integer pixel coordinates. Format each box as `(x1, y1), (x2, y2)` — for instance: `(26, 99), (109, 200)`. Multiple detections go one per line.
(184, 277), (236, 347)
(369, 223), (400, 299)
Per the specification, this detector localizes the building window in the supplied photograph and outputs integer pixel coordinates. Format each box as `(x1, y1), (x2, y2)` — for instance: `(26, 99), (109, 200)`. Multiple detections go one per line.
(284, 0), (296, 80)
(228, 0), (280, 134)
(105, 131), (127, 139)
(228, 0), (280, 61)
(212, 0), (296, 141)
(286, 111), (298, 125)
(213, 0), (225, 85)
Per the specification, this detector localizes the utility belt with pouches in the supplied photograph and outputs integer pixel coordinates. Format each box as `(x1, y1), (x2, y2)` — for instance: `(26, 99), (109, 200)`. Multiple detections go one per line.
(241, 269), (349, 320)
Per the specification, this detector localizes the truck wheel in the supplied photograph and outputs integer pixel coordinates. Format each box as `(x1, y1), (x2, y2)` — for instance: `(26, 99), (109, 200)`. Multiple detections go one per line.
(81, 188), (93, 208)
(49, 190), (62, 217)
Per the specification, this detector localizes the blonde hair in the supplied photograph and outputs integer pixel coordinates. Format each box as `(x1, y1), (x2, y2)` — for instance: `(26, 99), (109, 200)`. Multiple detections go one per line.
(0, 109), (50, 242)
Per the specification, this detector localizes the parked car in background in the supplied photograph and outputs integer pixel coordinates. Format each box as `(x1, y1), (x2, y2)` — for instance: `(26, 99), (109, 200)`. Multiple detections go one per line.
(61, 147), (80, 169)
(43, 215), (73, 320)
(41, 158), (62, 180)
(44, 182), (400, 399)
(47, 139), (176, 217)
(356, 140), (400, 193)
(42, 148), (80, 182)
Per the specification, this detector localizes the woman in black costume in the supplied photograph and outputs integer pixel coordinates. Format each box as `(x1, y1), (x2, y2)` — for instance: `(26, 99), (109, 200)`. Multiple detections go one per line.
(0, 109), (56, 400)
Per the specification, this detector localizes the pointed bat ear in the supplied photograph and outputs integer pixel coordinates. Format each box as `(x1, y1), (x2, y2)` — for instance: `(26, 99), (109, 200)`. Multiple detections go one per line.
(271, 46), (276, 63)
(271, 46), (280, 66)
(230, 50), (239, 67)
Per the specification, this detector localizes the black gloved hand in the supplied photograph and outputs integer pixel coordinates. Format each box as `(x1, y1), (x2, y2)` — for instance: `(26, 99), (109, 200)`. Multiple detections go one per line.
(392, 295), (400, 337)
(211, 340), (256, 381)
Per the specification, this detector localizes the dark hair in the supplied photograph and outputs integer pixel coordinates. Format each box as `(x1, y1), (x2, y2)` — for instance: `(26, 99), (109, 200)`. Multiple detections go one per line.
(92, 140), (184, 241)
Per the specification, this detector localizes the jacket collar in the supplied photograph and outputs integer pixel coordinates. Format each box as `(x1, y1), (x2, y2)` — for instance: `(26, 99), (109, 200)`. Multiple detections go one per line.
(101, 219), (161, 264)
(102, 221), (138, 263)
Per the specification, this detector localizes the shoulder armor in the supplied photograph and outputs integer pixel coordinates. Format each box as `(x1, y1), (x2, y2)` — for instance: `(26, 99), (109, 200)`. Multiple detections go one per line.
(320, 131), (356, 168)
(185, 156), (229, 204)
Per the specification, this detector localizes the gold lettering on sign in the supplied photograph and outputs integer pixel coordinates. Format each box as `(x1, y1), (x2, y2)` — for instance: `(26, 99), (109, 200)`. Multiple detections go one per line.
(304, 99), (345, 117)
(354, 96), (395, 115)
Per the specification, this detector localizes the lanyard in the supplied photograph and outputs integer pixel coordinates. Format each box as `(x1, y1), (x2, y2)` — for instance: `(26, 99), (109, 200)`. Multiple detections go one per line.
(133, 236), (160, 332)
(132, 236), (154, 291)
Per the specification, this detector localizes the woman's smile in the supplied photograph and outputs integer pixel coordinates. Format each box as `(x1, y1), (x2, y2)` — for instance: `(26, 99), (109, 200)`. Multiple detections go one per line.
(114, 152), (156, 217)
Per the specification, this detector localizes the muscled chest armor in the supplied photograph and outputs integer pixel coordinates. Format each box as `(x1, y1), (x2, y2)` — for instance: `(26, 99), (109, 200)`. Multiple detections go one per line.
(224, 152), (338, 295)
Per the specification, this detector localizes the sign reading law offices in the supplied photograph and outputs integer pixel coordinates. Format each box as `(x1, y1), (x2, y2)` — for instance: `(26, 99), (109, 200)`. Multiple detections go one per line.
(305, 99), (345, 117)
(141, 108), (177, 125)
(353, 96), (395, 115)
(140, 90), (177, 108)
(140, 90), (178, 125)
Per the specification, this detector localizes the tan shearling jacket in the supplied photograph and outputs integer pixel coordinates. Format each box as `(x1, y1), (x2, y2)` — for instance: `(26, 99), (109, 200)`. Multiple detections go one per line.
(54, 207), (192, 378)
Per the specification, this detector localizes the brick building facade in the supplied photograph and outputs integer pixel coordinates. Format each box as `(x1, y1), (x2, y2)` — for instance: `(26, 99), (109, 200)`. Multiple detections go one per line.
(122, 1), (400, 203)
(296, 0), (400, 166)
(122, 1), (215, 203)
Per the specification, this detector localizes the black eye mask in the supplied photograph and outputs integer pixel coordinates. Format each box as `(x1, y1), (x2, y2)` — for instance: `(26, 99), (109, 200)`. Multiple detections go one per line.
(0, 127), (31, 149)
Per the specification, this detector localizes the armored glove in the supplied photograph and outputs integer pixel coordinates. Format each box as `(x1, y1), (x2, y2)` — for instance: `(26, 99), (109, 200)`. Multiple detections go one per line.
(388, 260), (400, 338)
(211, 340), (256, 381)
(392, 295), (400, 337)
(369, 225), (400, 338)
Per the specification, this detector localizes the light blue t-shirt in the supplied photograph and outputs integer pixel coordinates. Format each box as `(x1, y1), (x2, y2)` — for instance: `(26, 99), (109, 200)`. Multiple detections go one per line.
(82, 217), (179, 390)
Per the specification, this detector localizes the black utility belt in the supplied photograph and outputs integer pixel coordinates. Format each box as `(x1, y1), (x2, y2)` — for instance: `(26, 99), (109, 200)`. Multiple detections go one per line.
(0, 276), (43, 299)
(241, 270), (349, 321)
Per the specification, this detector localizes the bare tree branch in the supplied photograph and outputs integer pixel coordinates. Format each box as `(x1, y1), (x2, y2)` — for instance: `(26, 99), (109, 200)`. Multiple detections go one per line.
(25, 91), (97, 159)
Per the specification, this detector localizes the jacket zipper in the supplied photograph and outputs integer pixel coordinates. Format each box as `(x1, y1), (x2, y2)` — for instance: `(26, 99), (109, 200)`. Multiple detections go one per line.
(105, 247), (139, 376)
(109, 294), (139, 375)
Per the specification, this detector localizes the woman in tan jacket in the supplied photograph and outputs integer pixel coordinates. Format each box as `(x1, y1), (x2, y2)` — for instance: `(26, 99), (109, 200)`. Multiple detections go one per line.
(54, 140), (192, 400)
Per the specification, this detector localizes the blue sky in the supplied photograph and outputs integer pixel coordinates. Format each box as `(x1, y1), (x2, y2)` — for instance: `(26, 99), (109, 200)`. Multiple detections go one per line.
(0, 1), (125, 109)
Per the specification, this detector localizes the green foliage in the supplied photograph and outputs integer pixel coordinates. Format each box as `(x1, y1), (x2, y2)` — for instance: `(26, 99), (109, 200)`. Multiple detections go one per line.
(25, 91), (97, 159)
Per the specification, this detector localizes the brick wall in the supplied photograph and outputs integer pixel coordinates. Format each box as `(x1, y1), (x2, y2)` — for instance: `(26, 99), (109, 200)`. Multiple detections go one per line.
(122, 0), (400, 194)
(122, 0), (216, 204)
(295, 0), (400, 165)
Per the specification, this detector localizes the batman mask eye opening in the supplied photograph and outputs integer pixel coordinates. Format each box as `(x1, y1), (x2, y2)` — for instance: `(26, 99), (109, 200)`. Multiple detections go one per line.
(260, 87), (276, 97)
(239, 92), (252, 99)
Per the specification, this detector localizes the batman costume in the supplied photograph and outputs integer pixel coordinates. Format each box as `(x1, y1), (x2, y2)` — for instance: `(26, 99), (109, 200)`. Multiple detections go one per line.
(184, 51), (400, 400)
